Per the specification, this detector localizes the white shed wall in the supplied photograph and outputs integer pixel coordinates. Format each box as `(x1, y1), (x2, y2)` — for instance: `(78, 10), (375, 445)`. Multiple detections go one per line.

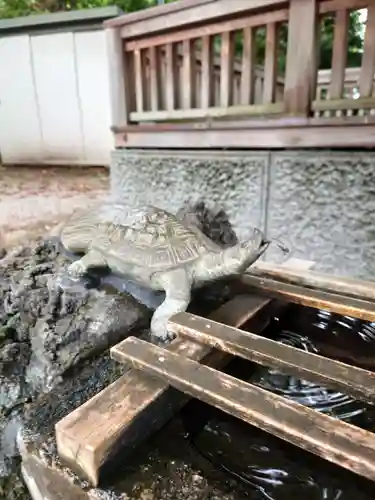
(0, 28), (113, 166)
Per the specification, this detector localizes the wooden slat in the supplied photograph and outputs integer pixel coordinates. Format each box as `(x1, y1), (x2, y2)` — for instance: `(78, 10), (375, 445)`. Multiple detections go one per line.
(122, 6), (289, 50)
(313, 96), (375, 111)
(106, 0), (215, 29)
(149, 46), (162, 111)
(220, 31), (234, 107)
(329, 9), (349, 99)
(359, 4), (375, 98)
(241, 274), (375, 322)
(168, 312), (375, 404)
(56, 259), (313, 486)
(201, 35), (214, 108)
(240, 27), (256, 105)
(182, 39), (196, 109)
(165, 43), (178, 110)
(284, 0), (318, 114)
(130, 102), (284, 122)
(113, 336), (375, 483)
(320, 0), (369, 14)
(263, 22), (278, 105)
(248, 263), (375, 302)
(134, 49), (147, 112)
(113, 115), (375, 133)
(317, 67), (363, 86)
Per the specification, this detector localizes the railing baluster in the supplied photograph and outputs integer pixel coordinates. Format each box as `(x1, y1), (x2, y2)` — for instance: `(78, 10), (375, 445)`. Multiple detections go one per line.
(165, 43), (178, 110)
(182, 39), (196, 109)
(220, 31), (234, 107)
(359, 5), (375, 98)
(240, 27), (255, 105)
(263, 22), (277, 105)
(201, 35), (214, 108)
(149, 46), (161, 111)
(134, 49), (147, 112)
(330, 9), (349, 100)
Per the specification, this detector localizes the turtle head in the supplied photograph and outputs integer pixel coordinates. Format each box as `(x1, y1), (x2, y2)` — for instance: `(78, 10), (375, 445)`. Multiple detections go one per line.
(221, 228), (270, 274)
(221, 228), (289, 275)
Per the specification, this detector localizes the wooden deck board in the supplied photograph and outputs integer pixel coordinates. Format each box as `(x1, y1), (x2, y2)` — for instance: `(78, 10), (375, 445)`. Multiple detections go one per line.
(168, 312), (375, 404)
(112, 336), (375, 483)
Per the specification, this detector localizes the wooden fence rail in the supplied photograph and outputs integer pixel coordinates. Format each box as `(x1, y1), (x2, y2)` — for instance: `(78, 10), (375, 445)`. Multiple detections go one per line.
(104, 0), (375, 149)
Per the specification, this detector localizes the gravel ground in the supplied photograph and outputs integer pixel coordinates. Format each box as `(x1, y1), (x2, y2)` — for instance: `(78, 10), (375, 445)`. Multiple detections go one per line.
(0, 165), (109, 249)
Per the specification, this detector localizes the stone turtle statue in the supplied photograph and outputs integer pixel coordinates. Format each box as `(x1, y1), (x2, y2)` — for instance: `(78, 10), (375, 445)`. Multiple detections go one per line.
(52, 202), (276, 341)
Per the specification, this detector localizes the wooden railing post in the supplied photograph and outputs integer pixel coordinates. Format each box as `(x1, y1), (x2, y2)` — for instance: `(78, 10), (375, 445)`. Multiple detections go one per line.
(105, 27), (134, 129)
(284, 0), (318, 115)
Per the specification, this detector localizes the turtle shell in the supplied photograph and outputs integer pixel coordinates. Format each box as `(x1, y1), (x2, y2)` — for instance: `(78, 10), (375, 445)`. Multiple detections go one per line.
(60, 202), (222, 271)
(93, 204), (221, 271)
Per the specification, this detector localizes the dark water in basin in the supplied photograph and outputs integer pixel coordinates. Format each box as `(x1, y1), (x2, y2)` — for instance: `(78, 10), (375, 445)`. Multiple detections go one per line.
(182, 304), (375, 500)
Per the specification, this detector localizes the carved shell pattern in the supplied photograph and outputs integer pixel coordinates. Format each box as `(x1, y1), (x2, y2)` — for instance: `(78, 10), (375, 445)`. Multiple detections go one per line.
(90, 205), (216, 269)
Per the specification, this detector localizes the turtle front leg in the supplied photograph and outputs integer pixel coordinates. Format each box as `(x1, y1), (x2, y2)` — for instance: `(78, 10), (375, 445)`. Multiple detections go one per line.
(51, 249), (109, 313)
(66, 249), (108, 281)
(150, 269), (191, 342)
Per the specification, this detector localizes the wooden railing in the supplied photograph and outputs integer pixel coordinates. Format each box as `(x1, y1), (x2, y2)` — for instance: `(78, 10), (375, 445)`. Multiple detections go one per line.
(104, 0), (375, 149)
(315, 67), (375, 117)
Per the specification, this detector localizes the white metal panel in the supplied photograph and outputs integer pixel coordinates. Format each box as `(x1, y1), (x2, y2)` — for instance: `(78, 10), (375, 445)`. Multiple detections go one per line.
(74, 30), (113, 165)
(0, 35), (43, 163)
(31, 32), (84, 163)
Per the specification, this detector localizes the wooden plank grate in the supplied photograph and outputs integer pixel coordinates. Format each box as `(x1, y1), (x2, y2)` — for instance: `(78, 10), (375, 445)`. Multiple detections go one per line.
(55, 258), (314, 486)
(55, 259), (375, 487)
(111, 267), (375, 484)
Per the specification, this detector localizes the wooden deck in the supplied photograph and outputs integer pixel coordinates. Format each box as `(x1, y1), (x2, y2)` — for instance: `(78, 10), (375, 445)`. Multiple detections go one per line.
(55, 258), (375, 488)
(104, 0), (375, 149)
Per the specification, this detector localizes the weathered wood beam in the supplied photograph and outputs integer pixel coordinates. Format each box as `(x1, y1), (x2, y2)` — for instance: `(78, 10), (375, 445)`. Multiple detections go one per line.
(167, 312), (375, 404)
(129, 102), (284, 122)
(241, 274), (375, 322)
(248, 263), (375, 302)
(114, 123), (375, 149)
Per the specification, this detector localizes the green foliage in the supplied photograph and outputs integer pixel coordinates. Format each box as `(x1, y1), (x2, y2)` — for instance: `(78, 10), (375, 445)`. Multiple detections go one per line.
(319, 10), (364, 69)
(0, 0), (175, 19)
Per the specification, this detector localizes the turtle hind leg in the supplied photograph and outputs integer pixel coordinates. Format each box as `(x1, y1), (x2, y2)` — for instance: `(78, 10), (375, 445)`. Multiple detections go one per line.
(150, 269), (191, 343)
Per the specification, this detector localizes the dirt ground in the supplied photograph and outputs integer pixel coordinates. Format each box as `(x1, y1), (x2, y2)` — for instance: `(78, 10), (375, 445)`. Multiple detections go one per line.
(0, 165), (109, 249)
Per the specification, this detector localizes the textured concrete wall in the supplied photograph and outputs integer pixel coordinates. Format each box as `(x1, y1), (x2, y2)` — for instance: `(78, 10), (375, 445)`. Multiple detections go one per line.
(111, 149), (375, 279)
